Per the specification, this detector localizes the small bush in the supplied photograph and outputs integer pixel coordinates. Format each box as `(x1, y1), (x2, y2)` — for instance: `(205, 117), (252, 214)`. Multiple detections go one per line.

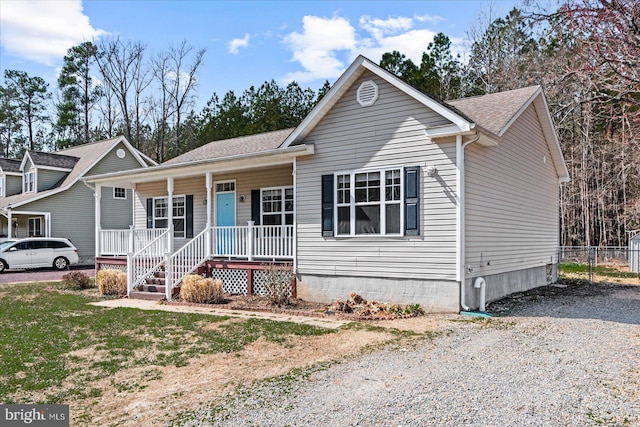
(61, 271), (92, 290)
(180, 274), (224, 303)
(263, 262), (293, 306)
(97, 269), (127, 296)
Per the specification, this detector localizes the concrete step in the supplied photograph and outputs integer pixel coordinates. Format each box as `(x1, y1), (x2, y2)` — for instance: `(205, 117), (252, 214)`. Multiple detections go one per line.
(129, 291), (165, 301)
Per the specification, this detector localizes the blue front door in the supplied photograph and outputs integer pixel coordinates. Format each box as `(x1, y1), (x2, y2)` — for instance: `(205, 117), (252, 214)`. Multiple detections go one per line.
(216, 191), (236, 254)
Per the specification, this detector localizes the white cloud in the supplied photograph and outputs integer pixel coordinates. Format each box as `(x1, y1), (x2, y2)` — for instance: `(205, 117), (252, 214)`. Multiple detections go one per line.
(228, 33), (250, 55)
(282, 15), (356, 83)
(415, 14), (446, 24)
(359, 15), (413, 40)
(0, 0), (107, 66)
(282, 13), (452, 84)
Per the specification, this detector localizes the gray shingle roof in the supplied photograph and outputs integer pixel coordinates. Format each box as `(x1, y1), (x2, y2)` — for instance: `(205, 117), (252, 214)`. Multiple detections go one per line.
(27, 150), (79, 169)
(446, 86), (540, 136)
(0, 158), (21, 173)
(1, 137), (128, 207)
(164, 128), (295, 165)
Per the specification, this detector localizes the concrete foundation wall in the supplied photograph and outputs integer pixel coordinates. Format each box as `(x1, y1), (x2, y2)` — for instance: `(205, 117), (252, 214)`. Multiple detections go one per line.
(296, 274), (460, 313)
(464, 264), (557, 309)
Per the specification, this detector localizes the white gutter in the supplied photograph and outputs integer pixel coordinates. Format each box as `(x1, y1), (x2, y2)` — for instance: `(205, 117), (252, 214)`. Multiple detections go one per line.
(456, 132), (480, 312)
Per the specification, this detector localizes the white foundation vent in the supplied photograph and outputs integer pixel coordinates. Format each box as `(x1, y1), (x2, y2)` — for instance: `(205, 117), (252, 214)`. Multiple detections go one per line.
(357, 80), (378, 107)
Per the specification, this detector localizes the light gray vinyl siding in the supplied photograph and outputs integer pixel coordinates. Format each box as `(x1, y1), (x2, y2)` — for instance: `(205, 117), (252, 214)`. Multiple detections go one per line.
(100, 187), (133, 229)
(465, 104), (559, 277)
(87, 141), (144, 175)
(37, 169), (68, 191)
(6, 175), (22, 196)
(20, 182), (95, 260)
(296, 72), (458, 280)
(133, 166), (293, 245)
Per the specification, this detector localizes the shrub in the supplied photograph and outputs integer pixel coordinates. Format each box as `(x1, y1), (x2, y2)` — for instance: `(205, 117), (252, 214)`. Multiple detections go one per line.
(263, 262), (293, 306)
(97, 269), (127, 297)
(180, 274), (224, 303)
(61, 271), (92, 290)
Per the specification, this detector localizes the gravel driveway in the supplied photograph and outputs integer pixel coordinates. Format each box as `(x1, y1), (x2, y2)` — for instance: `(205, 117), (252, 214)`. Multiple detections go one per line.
(180, 282), (640, 426)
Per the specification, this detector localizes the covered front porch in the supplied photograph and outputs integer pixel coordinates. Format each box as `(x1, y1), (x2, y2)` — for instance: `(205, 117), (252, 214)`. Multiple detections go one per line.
(0, 210), (51, 239)
(88, 143), (312, 300)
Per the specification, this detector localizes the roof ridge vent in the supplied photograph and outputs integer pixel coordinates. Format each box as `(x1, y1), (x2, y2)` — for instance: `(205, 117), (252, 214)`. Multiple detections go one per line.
(357, 80), (378, 107)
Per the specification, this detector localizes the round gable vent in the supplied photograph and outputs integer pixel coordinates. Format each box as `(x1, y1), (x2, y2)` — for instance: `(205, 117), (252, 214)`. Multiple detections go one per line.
(357, 80), (378, 107)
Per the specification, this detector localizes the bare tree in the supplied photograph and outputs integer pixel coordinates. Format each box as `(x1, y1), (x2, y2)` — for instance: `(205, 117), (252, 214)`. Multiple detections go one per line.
(161, 41), (206, 157)
(95, 37), (147, 146)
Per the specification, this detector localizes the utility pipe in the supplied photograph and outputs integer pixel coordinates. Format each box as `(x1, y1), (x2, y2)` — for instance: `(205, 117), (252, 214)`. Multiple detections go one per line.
(456, 133), (480, 312)
(473, 277), (487, 312)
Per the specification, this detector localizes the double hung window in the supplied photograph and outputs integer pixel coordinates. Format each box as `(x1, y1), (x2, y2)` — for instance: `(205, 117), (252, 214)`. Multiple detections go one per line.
(261, 187), (293, 225)
(322, 166), (419, 237)
(336, 169), (402, 236)
(24, 171), (35, 193)
(153, 196), (186, 238)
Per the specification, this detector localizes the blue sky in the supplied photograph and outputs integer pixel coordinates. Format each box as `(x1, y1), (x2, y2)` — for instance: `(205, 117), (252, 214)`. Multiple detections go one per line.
(0, 0), (524, 110)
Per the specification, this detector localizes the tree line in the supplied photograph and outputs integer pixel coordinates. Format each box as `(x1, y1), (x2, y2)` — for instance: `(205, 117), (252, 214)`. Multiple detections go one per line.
(0, 0), (637, 246)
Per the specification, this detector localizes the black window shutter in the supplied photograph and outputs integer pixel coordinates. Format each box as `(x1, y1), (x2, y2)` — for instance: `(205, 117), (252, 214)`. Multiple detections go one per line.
(251, 189), (261, 225)
(321, 174), (334, 236)
(404, 166), (420, 236)
(186, 195), (194, 238)
(146, 198), (153, 229)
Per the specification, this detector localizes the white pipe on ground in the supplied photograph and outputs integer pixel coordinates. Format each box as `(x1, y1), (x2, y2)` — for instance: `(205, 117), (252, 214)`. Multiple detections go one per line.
(473, 277), (487, 312)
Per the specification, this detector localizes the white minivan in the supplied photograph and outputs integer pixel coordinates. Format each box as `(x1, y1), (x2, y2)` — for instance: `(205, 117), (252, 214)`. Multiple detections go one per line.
(0, 237), (79, 272)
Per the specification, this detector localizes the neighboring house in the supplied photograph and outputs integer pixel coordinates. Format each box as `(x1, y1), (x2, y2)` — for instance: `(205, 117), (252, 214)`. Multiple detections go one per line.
(0, 136), (155, 263)
(86, 55), (569, 312)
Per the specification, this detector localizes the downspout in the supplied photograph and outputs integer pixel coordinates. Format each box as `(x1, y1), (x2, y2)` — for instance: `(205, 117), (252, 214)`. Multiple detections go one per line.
(456, 132), (481, 313)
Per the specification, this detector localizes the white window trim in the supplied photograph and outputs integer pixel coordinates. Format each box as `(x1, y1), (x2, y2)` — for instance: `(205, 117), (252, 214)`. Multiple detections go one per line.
(24, 171), (36, 193)
(113, 187), (127, 200)
(260, 186), (294, 226)
(334, 167), (404, 237)
(0, 175), (5, 197)
(28, 217), (42, 237)
(153, 194), (186, 239)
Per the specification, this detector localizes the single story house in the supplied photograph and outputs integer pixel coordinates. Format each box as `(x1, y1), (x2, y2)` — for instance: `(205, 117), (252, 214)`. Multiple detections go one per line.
(86, 55), (569, 312)
(0, 136), (155, 263)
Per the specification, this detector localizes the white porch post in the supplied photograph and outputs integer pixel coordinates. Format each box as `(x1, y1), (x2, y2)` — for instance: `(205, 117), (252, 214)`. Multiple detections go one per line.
(292, 158), (297, 271)
(7, 210), (12, 238)
(45, 213), (51, 237)
(95, 184), (102, 257)
(167, 177), (174, 253)
(206, 172), (213, 257)
(247, 220), (254, 261)
(164, 252), (172, 301)
(126, 252), (133, 297)
(129, 225), (135, 253)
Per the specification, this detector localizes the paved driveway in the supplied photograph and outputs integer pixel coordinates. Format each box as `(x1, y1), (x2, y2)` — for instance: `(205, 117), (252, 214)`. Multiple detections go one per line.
(0, 266), (95, 284)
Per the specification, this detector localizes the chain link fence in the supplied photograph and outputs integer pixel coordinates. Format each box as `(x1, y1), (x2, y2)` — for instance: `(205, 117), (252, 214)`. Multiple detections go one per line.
(558, 246), (640, 284)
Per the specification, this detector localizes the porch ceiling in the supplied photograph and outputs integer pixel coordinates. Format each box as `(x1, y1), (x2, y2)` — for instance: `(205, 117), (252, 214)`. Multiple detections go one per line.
(83, 144), (314, 188)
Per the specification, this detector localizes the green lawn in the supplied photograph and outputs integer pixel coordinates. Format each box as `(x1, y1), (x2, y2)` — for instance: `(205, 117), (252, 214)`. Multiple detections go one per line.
(0, 283), (333, 405)
(559, 262), (639, 279)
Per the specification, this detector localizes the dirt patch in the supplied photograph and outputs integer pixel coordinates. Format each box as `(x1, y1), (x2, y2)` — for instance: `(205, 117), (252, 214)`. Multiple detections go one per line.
(74, 327), (412, 426)
(165, 294), (425, 322)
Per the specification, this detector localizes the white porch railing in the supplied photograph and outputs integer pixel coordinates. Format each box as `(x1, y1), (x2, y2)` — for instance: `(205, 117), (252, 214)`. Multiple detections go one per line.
(99, 228), (167, 256)
(127, 228), (171, 296)
(112, 223), (293, 300)
(211, 224), (294, 260)
(165, 227), (211, 300)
